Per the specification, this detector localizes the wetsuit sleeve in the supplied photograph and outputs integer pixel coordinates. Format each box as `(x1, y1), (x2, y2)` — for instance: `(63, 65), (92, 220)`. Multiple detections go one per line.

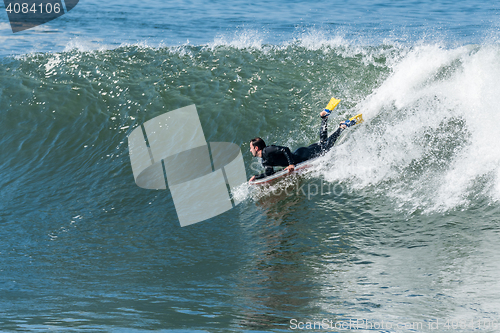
(254, 166), (275, 180)
(277, 146), (295, 166)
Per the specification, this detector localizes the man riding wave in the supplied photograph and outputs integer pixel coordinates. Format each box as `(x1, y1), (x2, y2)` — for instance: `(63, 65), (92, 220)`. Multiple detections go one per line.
(249, 110), (349, 182)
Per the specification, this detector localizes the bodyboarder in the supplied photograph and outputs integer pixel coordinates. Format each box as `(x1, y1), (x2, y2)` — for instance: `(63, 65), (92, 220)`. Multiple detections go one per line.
(249, 110), (350, 182)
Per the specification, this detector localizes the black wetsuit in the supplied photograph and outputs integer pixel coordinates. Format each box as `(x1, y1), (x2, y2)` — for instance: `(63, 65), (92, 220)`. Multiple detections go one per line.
(254, 117), (343, 179)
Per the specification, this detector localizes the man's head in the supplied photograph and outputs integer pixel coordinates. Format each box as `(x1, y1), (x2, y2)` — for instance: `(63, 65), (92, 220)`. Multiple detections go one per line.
(250, 137), (266, 157)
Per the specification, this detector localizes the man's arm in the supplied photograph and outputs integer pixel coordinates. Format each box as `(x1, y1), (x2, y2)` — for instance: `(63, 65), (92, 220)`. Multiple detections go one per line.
(277, 146), (295, 166)
(253, 166), (274, 180)
(277, 146), (295, 172)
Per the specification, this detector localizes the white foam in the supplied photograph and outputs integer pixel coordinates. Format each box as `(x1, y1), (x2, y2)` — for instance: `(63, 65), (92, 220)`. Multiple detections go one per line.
(432, 45), (500, 210)
(318, 43), (500, 213)
(63, 38), (115, 53)
(294, 28), (347, 50)
(207, 29), (265, 50)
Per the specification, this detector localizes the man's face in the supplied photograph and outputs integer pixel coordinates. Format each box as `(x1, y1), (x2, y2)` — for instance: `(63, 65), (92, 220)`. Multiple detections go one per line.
(249, 142), (258, 157)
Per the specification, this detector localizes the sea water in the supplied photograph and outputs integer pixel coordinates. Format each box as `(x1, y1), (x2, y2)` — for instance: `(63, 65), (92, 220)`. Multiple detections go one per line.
(1, 0), (500, 331)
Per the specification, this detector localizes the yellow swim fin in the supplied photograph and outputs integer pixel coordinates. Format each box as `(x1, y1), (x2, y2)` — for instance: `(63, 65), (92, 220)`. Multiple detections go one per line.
(349, 113), (364, 125)
(324, 97), (341, 113)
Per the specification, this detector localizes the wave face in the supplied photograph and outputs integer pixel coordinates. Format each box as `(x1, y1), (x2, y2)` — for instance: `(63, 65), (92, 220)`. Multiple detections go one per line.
(1, 37), (500, 330)
(3, 41), (499, 213)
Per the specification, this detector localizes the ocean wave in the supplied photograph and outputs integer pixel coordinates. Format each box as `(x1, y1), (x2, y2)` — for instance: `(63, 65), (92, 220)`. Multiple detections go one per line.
(1, 41), (499, 215)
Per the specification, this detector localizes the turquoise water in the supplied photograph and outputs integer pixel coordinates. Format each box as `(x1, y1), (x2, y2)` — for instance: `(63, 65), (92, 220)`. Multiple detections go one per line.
(1, 1), (500, 332)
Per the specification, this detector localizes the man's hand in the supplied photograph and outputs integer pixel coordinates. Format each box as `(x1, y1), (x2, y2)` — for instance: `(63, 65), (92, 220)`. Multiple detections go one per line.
(249, 175), (256, 182)
(285, 165), (295, 172)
